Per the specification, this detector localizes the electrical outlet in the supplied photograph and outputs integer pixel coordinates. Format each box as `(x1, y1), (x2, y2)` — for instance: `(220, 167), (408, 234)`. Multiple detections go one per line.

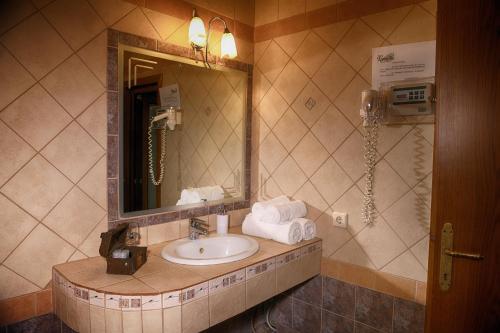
(332, 212), (348, 228)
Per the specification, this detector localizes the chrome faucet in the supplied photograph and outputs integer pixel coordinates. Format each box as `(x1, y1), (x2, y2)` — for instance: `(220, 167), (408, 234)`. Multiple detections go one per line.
(189, 218), (209, 240)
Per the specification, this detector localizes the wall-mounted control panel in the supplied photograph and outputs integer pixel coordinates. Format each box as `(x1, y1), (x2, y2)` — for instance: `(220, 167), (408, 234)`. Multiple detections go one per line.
(389, 83), (434, 116)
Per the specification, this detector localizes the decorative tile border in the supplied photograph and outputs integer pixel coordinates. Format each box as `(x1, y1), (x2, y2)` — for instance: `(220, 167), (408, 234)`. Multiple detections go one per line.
(106, 29), (253, 229)
(254, 0), (420, 42)
(52, 241), (322, 332)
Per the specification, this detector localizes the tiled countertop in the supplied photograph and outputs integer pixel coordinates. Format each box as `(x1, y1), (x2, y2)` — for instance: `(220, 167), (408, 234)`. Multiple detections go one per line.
(53, 226), (321, 295)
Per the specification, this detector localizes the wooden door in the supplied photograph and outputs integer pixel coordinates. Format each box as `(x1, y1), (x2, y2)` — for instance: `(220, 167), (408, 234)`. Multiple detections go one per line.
(426, 0), (500, 332)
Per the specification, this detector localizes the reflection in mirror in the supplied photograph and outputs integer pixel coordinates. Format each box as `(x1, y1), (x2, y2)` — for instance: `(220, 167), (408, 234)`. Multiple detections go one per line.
(120, 47), (247, 214)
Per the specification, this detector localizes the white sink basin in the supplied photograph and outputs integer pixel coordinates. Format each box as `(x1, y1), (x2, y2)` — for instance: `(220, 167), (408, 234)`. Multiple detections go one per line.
(161, 234), (259, 266)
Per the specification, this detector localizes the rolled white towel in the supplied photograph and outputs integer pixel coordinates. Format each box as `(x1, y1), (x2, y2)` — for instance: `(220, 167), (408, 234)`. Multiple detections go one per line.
(259, 201), (307, 224)
(293, 218), (316, 240)
(242, 214), (303, 245)
(251, 195), (290, 216)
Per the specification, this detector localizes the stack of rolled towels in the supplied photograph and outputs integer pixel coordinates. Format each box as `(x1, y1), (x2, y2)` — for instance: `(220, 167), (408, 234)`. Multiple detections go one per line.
(242, 195), (317, 245)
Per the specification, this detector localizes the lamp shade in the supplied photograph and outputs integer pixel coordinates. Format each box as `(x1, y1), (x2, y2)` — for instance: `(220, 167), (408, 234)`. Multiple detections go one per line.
(221, 29), (237, 58)
(188, 15), (206, 47)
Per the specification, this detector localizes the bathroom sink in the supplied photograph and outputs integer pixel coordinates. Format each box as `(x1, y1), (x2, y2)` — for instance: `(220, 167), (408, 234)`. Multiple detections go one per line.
(161, 234), (259, 265)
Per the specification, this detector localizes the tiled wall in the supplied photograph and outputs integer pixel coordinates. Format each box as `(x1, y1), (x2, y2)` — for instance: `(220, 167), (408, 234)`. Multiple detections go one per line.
(0, 0), (436, 326)
(250, 0), (436, 286)
(0, 0), (254, 319)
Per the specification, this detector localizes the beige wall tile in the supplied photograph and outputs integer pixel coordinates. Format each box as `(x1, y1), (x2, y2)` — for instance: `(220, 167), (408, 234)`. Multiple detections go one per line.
(388, 5), (436, 44)
(291, 132), (329, 177)
(41, 122), (104, 183)
(331, 185), (365, 235)
(310, 157), (352, 205)
(385, 128), (434, 187)
(0, 121), (35, 186)
(381, 250), (427, 282)
(246, 269), (276, 308)
(0, 194), (38, 263)
(78, 156), (106, 209)
(0, 155), (72, 220)
(105, 309), (122, 333)
(258, 132), (287, 173)
(274, 61), (308, 104)
(292, 181), (328, 220)
(273, 108), (308, 152)
(330, 238), (375, 269)
(143, 9), (185, 41)
(314, 20), (355, 49)
(374, 270), (417, 301)
(291, 81), (329, 127)
(275, 31), (308, 57)
(148, 221), (181, 245)
(113, 7), (161, 40)
(123, 310), (142, 333)
(410, 235), (429, 270)
(313, 52), (355, 101)
(76, 299), (91, 333)
(276, 259), (303, 294)
(181, 296), (209, 333)
(163, 306), (181, 333)
(354, 217), (406, 269)
(41, 55), (104, 117)
(272, 156), (307, 195)
(0, 45), (35, 111)
(0, 0), (36, 35)
(0, 13), (72, 79)
(362, 6), (412, 39)
(3, 224), (74, 288)
(78, 32), (107, 86)
(358, 159), (410, 212)
(43, 187), (106, 247)
(255, 0), (278, 26)
(278, 0), (305, 20)
(0, 265), (39, 300)
(209, 282), (245, 326)
(0, 85), (71, 151)
(334, 75), (370, 126)
(89, 305), (105, 333)
(88, 0), (136, 27)
(332, 130), (366, 181)
(143, 309), (163, 333)
(300, 248), (322, 279)
(336, 20), (383, 71)
(315, 211), (351, 256)
(42, 0), (105, 50)
(293, 32), (331, 77)
(311, 105), (354, 154)
(306, 0), (336, 12)
(79, 218), (107, 257)
(382, 190), (430, 247)
(257, 41), (289, 83)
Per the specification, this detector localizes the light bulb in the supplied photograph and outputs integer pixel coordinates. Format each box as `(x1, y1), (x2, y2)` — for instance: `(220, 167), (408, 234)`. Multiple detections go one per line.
(220, 28), (237, 59)
(188, 14), (206, 48)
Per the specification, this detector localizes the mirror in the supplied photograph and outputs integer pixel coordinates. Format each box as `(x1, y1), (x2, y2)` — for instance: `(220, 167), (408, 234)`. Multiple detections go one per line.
(119, 46), (248, 214)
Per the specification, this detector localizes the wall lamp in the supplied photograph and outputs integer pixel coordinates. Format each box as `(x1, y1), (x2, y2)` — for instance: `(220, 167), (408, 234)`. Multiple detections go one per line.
(188, 8), (237, 68)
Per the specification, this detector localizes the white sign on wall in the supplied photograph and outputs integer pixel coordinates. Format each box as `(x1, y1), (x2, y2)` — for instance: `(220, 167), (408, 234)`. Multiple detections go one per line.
(372, 41), (436, 89)
(159, 83), (181, 108)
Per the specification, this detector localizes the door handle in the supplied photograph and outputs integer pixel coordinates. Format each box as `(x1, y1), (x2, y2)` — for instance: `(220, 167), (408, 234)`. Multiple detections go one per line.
(444, 249), (484, 260)
(439, 223), (484, 291)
